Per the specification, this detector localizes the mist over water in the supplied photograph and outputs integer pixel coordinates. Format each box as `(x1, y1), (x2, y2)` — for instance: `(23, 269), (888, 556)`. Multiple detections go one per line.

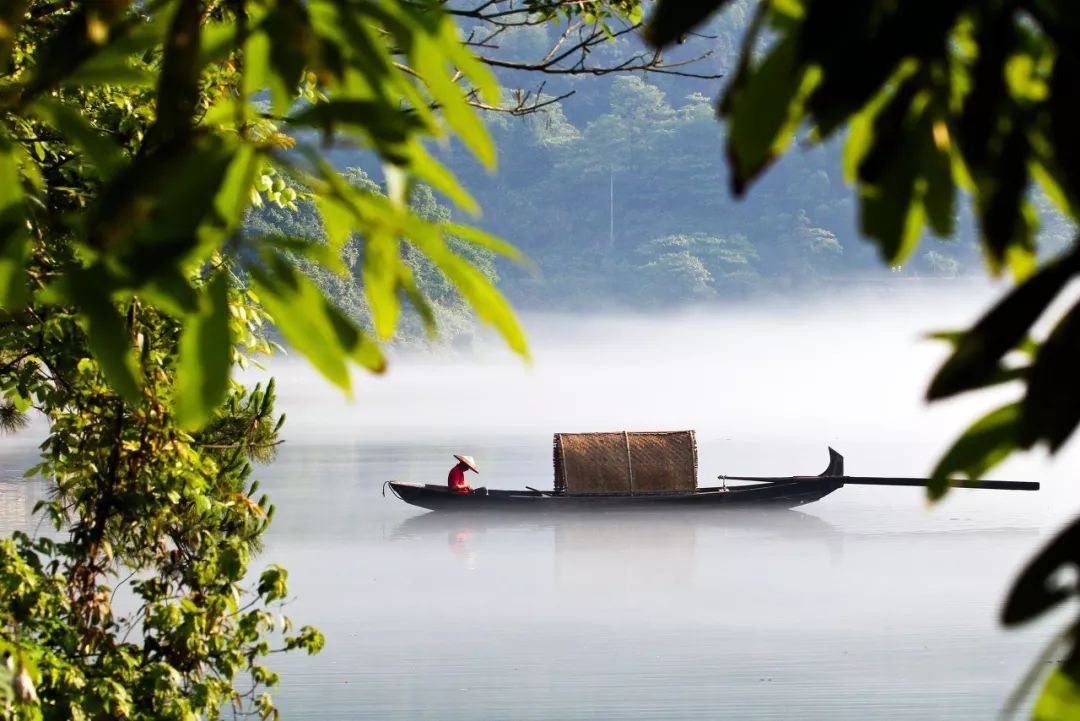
(270, 280), (1080, 519)
(246, 282), (1080, 719)
(276, 280), (1007, 444)
(4, 282), (1080, 719)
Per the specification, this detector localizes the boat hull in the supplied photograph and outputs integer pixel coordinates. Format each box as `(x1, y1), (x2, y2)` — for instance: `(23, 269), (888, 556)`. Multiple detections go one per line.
(385, 480), (844, 513)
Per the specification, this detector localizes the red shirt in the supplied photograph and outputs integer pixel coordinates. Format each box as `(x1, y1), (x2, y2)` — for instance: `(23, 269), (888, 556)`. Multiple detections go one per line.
(448, 465), (471, 494)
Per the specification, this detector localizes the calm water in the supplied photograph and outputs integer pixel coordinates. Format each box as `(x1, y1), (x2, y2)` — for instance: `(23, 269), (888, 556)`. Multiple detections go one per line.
(250, 437), (1073, 721)
(3, 293), (1080, 719)
(5, 435), (1070, 720)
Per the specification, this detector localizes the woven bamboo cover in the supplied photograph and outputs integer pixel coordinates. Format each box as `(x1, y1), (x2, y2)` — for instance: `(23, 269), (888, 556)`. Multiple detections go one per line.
(553, 430), (698, 495)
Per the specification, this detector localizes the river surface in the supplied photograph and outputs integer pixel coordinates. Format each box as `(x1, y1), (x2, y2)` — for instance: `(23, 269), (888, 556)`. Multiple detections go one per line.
(2, 434), (1075, 720)
(3, 292), (1080, 719)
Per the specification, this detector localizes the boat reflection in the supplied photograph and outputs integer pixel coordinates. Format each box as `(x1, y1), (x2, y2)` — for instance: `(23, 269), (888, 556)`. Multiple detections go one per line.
(389, 509), (1040, 586)
(391, 508), (841, 539)
(389, 509), (848, 584)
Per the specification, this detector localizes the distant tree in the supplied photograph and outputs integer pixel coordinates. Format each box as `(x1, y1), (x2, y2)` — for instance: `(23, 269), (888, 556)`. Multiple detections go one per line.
(637, 233), (760, 299)
(637, 251), (715, 303)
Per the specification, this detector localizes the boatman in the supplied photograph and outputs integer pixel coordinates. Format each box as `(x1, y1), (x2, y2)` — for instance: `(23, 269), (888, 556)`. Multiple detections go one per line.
(448, 454), (478, 494)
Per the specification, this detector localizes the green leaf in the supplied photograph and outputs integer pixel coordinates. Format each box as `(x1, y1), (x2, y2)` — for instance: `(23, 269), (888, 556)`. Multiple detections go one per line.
(854, 75), (919, 186)
(849, 74), (930, 262)
(929, 403), (1020, 500)
(152, 0), (202, 144)
(250, 253), (385, 391)
(410, 30), (496, 168)
(1020, 298), (1080, 451)
(0, 136), (30, 309)
(243, 21), (271, 101)
(90, 136), (237, 276)
(175, 273), (233, 430)
(300, 151), (405, 338)
(196, 144), (259, 254)
(307, 0), (393, 94)
(1048, 53), (1080, 212)
(403, 215), (528, 358)
(314, 195), (354, 255)
(403, 142), (479, 215)
(977, 125), (1033, 274)
(800, 2), (960, 136)
(432, 12), (501, 107)
(251, 265), (347, 389)
(927, 248), (1080, 400)
(722, 33), (817, 196)
(29, 98), (124, 179)
(261, 235), (348, 276)
(1034, 670), (1080, 721)
(925, 336), (1028, 390)
(65, 270), (141, 403)
(32, 6), (156, 93)
(262, 0), (312, 116)
(288, 100), (425, 145)
(1003, 515), (1080, 627)
(324, 299), (387, 374)
(399, 265), (437, 337)
(198, 20), (239, 69)
(61, 57), (155, 87)
(139, 268), (200, 317)
(288, 101), (429, 171)
(0, 0), (30, 70)
(921, 118), (956, 237)
(859, 169), (924, 265)
(841, 65), (914, 184)
(441, 222), (527, 263)
(957, 12), (1012, 176)
(644, 0), (732, 48)
(1000, 628), (1074, 721)
(258, 565), (289, 602)
(361, 228), (402, 340)
(214, 548), (243, 582)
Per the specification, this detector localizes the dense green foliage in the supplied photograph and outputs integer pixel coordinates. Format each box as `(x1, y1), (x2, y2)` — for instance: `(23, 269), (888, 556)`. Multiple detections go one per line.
(0, 0), (547, 717)
(1, 300), (324, 719)
(644, 0), (1080, 717)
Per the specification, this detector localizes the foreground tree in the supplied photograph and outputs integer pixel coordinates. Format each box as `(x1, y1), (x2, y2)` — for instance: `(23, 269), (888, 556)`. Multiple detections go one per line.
(0, 295), (323, 719)
(0, 0), (580, 716)
(3, 0), (699, 715)
(643, 0), (1080, 717)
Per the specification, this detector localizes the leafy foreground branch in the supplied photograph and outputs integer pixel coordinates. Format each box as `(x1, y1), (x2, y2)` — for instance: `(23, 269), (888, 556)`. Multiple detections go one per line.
(644, 0), (1080, 717)
(1, 348), (325, 719)
(0, 0), (603, 716)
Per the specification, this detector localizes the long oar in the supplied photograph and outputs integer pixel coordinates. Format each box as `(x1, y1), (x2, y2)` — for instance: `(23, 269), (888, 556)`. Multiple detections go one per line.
(721, 474), (1039, 492)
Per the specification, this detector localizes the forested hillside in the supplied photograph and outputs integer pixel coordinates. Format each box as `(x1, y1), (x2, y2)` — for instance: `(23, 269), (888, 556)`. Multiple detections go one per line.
(257, 2), (1076, 319)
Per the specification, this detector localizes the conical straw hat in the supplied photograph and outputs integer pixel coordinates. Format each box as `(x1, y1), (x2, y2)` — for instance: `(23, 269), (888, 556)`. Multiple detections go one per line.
(453, 454), (479, 473)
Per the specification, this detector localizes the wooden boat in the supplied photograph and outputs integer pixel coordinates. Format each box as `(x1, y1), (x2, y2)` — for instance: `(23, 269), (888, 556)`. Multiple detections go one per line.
(384, 447), (1039, 513)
